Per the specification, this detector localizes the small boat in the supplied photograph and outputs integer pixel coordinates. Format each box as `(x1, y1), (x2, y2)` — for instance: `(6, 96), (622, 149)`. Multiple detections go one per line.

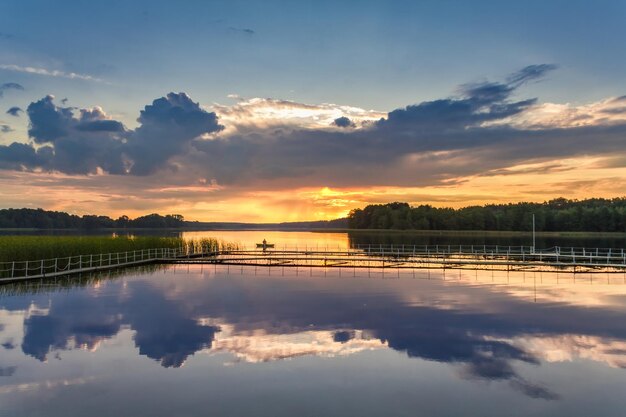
(256, 243), (275, 248)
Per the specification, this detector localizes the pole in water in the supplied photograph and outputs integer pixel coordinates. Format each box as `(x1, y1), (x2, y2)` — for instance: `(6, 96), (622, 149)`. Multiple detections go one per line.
(533, 213), (535, 253)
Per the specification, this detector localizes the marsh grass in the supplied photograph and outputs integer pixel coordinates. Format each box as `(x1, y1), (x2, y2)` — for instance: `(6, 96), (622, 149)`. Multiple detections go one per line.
(0, 235), (238, 263)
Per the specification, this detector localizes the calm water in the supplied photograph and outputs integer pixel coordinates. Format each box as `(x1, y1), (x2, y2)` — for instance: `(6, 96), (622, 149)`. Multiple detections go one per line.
(3, 228), (626, 250)
(1, 232), (626, 416)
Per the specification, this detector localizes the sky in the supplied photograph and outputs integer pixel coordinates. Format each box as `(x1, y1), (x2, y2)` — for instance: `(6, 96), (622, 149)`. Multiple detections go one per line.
(1, 0), (626, 222)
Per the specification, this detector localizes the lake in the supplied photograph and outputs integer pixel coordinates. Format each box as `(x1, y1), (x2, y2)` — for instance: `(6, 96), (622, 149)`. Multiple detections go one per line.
(1, 231), (626, 416)
(3, 228), (626, 250)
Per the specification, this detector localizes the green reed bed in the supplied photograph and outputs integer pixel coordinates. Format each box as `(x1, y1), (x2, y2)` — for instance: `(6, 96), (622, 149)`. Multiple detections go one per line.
(0, 236), (183, 263)
(0, 235), (239, 279)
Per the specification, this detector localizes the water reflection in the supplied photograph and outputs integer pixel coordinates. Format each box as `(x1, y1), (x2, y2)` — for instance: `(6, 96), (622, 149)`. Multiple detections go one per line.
(346, 230), (626, 250)
(2, 265), (626, 415)
(183, 230), (350, 249)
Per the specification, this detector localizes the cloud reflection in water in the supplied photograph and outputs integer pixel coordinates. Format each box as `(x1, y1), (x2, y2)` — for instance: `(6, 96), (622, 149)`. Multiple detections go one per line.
(2, 266), (626, 401)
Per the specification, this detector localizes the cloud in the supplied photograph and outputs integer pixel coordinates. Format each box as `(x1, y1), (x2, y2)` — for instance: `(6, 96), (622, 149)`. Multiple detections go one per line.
(0, 366), (17, 376)
(1, 340), (16, 349)
(180, 64), (621, 188)
(0, 64), (102, 82)
(333, 116), (355, 128)
(0, 92), (222, 175)
(6, 106), (22, 116)
(213, 97), (384, 133)
(127, 92), (224, 174)
(0, 82), (24, 97)
(505, 64), (558, 86)
(1, 64), (626, 194)
(229, 26), (255, 35)
(1, 124), (14, 133)
(499, 96), (626, 129)
(0, 142), (52, 170)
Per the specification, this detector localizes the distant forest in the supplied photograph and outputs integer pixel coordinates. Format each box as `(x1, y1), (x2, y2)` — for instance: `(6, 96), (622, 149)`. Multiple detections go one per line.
(0, 208), (185, 229)
(347, 198), (626, 232)
(0, 208), (348, 230)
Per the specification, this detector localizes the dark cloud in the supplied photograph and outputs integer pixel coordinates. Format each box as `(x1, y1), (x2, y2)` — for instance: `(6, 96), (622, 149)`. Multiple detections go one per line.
(1, 64), (625, 190)
(601, 106), (626, 115)
(509, 379), (560, 400)
(2, 340), (15, 350)
(380, 66), (550, 133)
(229, 26), (255, 35)
(333, 116), (355, 128)
(27, 95), (75, 142)
(128, 92), (224, 174)
(505, 64), (558, 86)
(0, 366), (17, 376)
(333, 330), (355, 343)
(5, 106), (22, 116)
(77, 107), (125, 132)
(1, 92), (222, 175)
(75, 119), (125, 132)
(0, 124), (13, 133)
(0, 82), (24, 98)
(178, 64), (620, 188)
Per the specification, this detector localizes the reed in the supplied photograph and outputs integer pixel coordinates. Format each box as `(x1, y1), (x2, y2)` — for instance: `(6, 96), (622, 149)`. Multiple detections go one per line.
(0, 235), (238, 263)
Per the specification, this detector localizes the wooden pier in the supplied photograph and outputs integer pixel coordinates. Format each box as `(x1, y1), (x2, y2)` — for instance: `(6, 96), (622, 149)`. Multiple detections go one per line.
(2, 244), (626, 283)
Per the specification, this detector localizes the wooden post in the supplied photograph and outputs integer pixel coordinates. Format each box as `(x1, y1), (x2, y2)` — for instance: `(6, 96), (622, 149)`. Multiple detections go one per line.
(533, 213), (536, 253)
(11, 261), (14, 278)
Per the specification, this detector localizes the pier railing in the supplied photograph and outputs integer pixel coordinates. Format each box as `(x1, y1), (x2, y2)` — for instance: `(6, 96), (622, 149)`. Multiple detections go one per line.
(0, 245), (216, 281)
(2, 244), (626, 282)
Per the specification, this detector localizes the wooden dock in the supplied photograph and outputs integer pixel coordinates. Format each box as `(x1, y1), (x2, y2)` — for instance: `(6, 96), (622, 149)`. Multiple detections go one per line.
(2, 245), (626, 283)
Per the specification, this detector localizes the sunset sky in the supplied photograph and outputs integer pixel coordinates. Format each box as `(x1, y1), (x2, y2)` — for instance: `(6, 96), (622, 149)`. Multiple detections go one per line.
(1, 0), (626, 222)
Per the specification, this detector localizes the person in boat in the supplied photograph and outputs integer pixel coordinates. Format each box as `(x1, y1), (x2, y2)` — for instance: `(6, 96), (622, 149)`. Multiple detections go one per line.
(262, 239), (267, 251)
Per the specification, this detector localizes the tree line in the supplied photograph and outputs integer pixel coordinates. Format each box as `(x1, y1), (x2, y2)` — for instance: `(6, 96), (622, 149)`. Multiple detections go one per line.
(347, 198), (626, 232)
(0, 208), (185, 229)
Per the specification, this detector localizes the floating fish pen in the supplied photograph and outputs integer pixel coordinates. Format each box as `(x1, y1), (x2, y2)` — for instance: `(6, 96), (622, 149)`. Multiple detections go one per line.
(178, 244), (626, 274)
(2, 244), (626, 283)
